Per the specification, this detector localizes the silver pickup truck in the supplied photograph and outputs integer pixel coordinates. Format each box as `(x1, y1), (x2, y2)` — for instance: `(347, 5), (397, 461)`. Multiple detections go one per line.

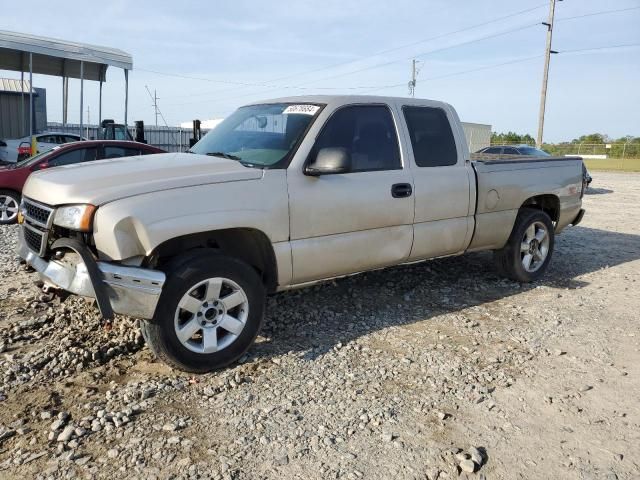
(17, 95), (586, 372)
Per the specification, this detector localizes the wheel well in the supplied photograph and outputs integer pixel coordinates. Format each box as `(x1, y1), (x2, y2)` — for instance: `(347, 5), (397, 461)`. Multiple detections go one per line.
(0, 188), (21, 199)
(520, 194), (560, 223)
(149, 228), (278, 293)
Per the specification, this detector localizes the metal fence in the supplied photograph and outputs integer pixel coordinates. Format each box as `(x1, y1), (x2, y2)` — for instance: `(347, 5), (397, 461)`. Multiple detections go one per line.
(46, 123), (210, 152)
(488, 141), (639, 159)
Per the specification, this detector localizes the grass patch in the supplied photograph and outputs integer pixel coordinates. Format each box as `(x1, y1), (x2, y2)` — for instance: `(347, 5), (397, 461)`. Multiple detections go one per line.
(584, 158), (640, 172)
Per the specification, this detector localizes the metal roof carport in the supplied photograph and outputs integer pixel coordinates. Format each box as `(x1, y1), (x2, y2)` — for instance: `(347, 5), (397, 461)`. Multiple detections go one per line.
(0, 30), (133, 138)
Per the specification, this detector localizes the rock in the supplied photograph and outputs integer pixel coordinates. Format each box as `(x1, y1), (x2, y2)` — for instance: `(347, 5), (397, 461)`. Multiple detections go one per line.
(579, 385), (593, 392)
(57, 425), (75, 442)
(455, 452), (470, 462)
(75, 455), (91, 465)
(469, 447), (484, 465)
(381, 432), (394, 442)
(274, 453), (289, 466)
(50, 419), (66, 431)
(460, 459), (476, 473)
(107, 449), (119, 459)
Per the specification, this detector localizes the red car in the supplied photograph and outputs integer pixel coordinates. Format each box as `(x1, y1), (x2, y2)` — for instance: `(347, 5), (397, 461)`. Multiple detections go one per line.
(0, 140), (165, 224)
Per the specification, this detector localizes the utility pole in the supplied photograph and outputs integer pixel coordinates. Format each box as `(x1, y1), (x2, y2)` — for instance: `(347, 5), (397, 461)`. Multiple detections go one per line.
(408, 59), (420, 98)
(146, 85), (159, 126)
(537, 0), (560, 147)
(153, 89), (158, 127)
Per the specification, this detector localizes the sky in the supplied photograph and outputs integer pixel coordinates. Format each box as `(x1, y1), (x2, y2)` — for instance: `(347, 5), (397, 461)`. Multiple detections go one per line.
(1, 0), (639, 142)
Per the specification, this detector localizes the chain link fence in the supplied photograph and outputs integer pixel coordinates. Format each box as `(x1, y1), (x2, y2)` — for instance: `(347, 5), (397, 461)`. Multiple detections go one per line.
(489, 141), (639, 159)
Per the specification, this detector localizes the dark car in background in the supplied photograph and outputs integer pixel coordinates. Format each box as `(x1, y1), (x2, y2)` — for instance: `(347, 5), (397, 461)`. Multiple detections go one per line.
(0, 140), (165, 224)
(475, 144), (592, 187)
(475, 145), (551, 156)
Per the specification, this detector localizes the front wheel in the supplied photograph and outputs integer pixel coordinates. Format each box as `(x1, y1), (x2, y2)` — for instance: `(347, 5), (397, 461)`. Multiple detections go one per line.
(141, 251), (265, 373)
(0, 190), (20, 225)
(494, 208), (555, 282)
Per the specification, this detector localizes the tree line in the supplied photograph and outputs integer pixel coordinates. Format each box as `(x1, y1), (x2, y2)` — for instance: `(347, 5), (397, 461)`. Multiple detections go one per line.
(490, 132), (640, 158)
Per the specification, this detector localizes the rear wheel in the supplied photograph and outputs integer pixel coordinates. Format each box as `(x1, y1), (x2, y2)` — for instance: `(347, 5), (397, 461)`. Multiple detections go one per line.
(0, 190), (19, 225)
(494, 208), (555, 282)
(141, 251), (265, 373)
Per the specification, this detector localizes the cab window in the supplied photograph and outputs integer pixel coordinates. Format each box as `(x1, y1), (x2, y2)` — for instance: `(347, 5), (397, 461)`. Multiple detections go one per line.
(402, 106), (457, 167)
(312, 105), (401, 172)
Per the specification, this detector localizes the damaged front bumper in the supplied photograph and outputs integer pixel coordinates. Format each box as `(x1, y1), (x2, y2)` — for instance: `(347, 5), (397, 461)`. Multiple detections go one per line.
(17, 228), (165, 320)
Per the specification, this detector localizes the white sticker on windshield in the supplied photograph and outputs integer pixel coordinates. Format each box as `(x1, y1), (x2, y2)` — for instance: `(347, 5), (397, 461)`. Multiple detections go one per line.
(282, 104), (320, 115)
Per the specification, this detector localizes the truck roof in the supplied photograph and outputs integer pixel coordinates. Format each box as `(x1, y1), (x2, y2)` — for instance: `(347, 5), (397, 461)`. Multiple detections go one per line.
(247, 94), (454, 110)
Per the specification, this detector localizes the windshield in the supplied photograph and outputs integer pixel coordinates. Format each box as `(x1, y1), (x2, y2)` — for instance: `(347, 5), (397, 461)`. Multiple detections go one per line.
(189, 103), (323, 167)
(518, 146), (550, 156)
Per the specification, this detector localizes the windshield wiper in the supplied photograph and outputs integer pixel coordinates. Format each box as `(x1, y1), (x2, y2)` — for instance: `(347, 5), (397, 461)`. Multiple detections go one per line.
(205, 152), (242, 161)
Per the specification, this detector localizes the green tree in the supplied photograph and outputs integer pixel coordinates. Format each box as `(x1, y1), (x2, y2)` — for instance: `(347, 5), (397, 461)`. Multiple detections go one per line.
(491, 131), (535, 145)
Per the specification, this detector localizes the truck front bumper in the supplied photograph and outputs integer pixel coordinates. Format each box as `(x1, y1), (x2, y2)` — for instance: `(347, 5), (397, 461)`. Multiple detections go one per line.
(17, 229), (165, 320)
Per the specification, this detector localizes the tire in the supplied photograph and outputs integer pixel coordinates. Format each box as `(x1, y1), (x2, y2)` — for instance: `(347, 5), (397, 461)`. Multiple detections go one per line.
(0, 190), (20, 225)
(494, 208), (555, 283)
(141, 251), (265, 373)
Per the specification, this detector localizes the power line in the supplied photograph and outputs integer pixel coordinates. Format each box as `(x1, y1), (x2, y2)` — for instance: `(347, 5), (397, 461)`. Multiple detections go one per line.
(299, 22), (540, 85)
(364, 54), (544, 94)
(161, 40), (636, 113)
(556, 5), (640, 22)
(165, 21), (541, 107)
(149, 3), (549, 100)
(560, 42), (640, 54)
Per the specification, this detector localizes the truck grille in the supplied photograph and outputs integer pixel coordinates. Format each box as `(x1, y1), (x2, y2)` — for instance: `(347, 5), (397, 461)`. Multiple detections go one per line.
(23, 225), (45, 255)
(21, 198), (54, 256)
(22, 198), (54, 228)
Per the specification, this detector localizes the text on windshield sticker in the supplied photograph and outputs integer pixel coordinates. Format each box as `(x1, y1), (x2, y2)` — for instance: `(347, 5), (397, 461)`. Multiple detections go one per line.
(282, 105), (320, 115)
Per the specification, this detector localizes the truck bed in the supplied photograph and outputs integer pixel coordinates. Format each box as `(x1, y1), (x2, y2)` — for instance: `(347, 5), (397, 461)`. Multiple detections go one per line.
(466, 156), (584, 252)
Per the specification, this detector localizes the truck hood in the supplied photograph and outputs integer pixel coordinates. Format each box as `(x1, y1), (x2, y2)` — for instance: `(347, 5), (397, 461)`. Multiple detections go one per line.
(22, 152), (263, 206)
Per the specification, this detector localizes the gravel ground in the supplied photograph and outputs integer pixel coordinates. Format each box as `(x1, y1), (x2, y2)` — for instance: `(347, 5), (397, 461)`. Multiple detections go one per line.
(0, 171), (638, 480)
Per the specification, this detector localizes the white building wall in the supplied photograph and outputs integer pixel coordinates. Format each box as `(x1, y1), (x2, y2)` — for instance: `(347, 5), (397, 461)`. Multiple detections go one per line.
(461, 122), (492, 153)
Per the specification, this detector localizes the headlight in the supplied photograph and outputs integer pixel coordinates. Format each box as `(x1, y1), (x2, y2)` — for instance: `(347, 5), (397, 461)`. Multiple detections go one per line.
(53, 204), (97, 231)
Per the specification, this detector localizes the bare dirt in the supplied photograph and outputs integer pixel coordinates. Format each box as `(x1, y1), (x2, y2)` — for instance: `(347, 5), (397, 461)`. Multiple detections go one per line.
(0, 171), (638, 479)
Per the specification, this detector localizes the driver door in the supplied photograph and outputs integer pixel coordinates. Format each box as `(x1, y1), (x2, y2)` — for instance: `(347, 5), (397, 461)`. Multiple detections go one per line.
(287, 104), (415, 284)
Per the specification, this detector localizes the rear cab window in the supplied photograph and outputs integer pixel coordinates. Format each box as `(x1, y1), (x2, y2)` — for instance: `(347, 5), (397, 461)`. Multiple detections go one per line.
(402, 106), (457, 167)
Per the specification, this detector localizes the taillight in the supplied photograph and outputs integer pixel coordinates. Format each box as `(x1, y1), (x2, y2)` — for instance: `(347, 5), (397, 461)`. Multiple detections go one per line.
(17, 145), (32, 156)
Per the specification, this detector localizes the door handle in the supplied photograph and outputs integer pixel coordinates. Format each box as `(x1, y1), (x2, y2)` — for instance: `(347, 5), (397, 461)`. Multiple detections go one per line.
(391, 183), (412, 198)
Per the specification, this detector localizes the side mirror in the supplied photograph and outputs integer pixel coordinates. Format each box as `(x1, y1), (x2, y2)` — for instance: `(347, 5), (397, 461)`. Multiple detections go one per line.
(304, 147), (351, 176)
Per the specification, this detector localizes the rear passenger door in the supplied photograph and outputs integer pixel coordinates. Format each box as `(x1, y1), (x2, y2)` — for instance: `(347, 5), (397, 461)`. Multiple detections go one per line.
(400, 104), (474, 261)
(287, 104), (415, 283)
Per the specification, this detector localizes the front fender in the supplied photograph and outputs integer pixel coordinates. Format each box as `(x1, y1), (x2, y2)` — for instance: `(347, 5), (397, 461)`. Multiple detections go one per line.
(92, 172), (289, 261)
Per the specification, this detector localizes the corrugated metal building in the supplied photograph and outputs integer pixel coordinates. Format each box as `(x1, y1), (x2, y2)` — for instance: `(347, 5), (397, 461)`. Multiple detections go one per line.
(461, 122), (492, 153)
(0, 78), (46, 139)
